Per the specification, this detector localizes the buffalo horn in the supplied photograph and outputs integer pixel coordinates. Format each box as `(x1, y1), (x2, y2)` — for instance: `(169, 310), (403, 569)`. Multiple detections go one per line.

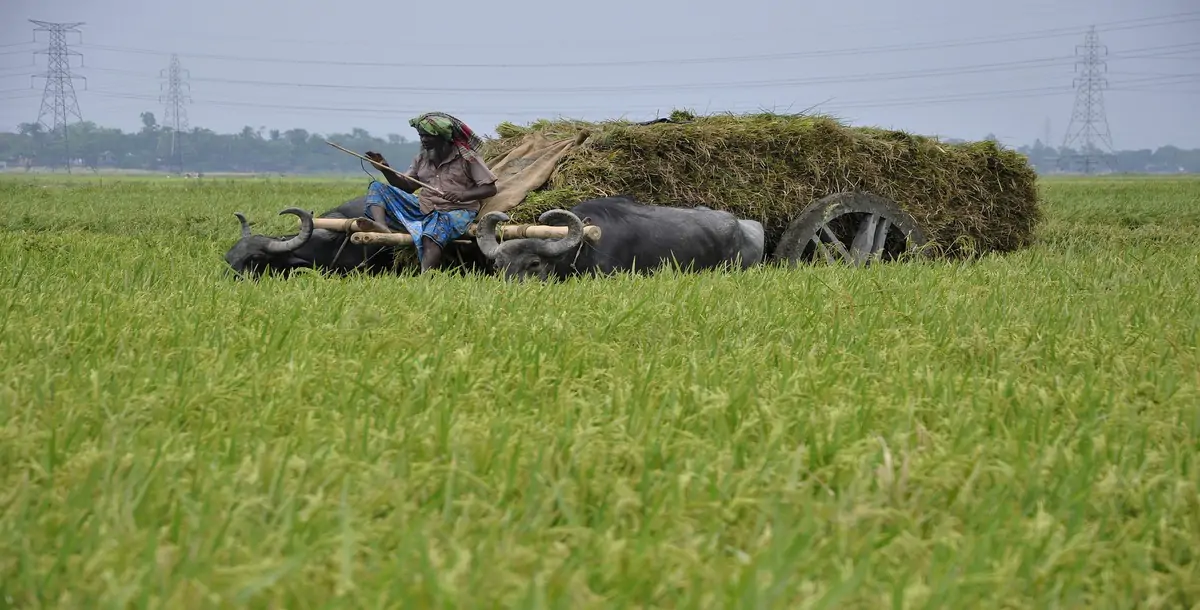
(234, 212), (252, 239)
(534, 209), (584, 257)
(264, 207), (314, 253)
(475, 211), (508, 259)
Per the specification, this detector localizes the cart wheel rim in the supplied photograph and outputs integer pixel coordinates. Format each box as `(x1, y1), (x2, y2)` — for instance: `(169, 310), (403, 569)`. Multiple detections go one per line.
(772, 192), (929, 266)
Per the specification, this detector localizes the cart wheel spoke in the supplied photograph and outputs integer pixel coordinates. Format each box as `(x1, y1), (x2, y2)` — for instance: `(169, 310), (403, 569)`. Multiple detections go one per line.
(819, 224), (853, 263)
(849, 213), (881, 266)
(812, 236), (835, 264)
(871, 217), (892, 257)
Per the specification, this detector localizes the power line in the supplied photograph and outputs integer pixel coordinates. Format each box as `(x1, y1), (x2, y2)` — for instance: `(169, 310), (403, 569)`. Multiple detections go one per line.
(0, 88), (42, 98)
(74, 39), (1196, 98)
(86, 83), (1080, 118)
(1115, 87), (1200, 95)
(1060, 26), (1114, 175)
(0, 64), (37, 74)
(82, 73), (1191, 120)
(159, 53), (191, 174)
(80, 54), (1079, 96)
(1108, 41), (1200, 55)
(1109, 42), (1200, 61)
(73, 39), (1072, 70)
(30, 19), (86, 173)
(72, 11), (1200, 70)
(1110, 52), (1200, 61)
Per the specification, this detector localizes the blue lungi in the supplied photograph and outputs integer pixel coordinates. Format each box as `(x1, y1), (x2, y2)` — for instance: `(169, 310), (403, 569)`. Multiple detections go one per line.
(364, 181), (476, 261)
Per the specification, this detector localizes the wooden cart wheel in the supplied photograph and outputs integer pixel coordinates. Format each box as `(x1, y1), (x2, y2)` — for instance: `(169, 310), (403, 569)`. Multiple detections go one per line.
(771, 192), (929, 267)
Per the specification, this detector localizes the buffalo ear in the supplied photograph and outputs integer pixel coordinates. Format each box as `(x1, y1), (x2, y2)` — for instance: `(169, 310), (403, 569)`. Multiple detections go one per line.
(582, 216), (594, 225)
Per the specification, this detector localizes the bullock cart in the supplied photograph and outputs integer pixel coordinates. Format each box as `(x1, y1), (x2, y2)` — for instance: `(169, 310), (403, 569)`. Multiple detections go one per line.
(286, 110), (1040, 273)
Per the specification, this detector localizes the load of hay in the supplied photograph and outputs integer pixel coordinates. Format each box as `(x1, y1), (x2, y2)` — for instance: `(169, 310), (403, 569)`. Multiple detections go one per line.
(479, 110), (1042, 258)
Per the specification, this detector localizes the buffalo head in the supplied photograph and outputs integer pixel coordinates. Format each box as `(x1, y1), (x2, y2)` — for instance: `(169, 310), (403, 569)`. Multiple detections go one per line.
(223, 207), (315, 278)
(475, 209), (585, 281)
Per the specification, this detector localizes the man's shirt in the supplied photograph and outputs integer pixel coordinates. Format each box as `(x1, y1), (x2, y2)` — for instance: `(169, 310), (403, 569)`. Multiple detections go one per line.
(405, 147), (498, 215)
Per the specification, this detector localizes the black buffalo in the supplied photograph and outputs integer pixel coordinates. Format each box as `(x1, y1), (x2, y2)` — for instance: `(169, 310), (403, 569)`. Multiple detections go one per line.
(224, 196), (487, 278)
(474, 196), (766, 281)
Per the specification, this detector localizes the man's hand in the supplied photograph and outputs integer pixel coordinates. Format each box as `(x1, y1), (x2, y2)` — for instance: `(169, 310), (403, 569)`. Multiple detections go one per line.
(364, 151), (388, 168)
(437, 184), (496, 204)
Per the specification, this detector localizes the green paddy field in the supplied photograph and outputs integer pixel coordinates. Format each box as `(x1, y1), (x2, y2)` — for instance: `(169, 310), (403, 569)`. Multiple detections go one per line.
(1, 173), (1197, 608)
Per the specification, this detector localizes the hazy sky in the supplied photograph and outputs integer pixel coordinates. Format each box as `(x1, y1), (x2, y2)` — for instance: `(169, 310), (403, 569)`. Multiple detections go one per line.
(1, 0), (1197, 150)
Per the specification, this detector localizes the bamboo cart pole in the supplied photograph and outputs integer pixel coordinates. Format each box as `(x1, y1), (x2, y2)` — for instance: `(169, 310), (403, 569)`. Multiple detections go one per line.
(350, 233), (474, 246)
(350, 224), (602, 247)
(311, 218), (357, 232)
(309, 217), (395, 233)
(308, 215), (604, 245)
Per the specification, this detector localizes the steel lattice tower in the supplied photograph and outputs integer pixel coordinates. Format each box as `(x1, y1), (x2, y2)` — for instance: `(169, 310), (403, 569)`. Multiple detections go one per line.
(30, 20), (86, 173)
(1059, 26), (1114, 175)
(159, 54), (191, 174)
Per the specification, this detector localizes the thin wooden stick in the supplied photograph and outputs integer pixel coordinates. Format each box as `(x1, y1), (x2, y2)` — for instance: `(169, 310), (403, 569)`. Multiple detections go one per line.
(324, 139), (446, 196)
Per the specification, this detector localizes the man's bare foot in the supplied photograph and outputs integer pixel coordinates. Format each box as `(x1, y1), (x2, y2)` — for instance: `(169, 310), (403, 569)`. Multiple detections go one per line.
(353, 217), (393, 233)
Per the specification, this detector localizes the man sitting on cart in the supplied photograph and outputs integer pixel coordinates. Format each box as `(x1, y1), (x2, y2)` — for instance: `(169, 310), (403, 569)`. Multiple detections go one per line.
(363, 112), (498, 273)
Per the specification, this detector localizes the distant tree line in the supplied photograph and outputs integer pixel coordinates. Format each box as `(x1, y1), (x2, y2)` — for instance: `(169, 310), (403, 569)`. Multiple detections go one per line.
(949, 133), (1200, 175)
(1014, 140), (1200, 175)
(0, 111), (423, 174)
(1, 113), (1198, 175)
